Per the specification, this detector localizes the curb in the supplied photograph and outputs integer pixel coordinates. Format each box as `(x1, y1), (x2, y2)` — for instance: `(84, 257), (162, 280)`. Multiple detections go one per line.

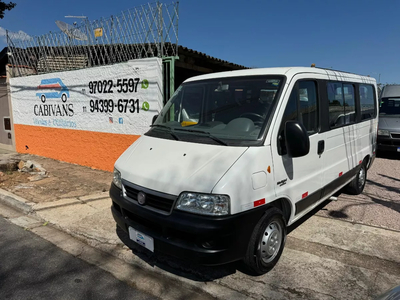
(0, 188), (34, 214)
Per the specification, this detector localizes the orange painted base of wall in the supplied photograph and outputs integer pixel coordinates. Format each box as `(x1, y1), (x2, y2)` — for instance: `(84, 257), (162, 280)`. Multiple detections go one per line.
(14, 124), (140, 172)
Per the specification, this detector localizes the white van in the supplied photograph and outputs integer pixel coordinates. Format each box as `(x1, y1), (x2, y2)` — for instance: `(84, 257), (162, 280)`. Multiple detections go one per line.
(110, 67), (378, 274)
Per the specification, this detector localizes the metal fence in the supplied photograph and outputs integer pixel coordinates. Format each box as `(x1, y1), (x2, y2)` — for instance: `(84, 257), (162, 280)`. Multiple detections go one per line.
(6, 1), (179, 77)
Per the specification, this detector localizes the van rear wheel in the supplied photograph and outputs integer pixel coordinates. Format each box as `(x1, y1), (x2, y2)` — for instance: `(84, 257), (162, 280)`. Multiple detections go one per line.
(243, 207), (286, 275)
(345, 163), (367, 195)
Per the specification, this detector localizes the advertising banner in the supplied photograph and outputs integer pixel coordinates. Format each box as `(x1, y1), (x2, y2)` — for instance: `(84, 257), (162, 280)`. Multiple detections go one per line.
(10, 57), (163, 135)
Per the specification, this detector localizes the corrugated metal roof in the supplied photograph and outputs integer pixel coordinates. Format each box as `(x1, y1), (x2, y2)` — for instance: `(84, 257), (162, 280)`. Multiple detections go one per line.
(178, 45), (248, 70)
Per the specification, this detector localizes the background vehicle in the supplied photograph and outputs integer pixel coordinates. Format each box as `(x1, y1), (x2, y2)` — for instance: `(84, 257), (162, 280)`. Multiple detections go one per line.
(110, 67), (378, 275)
(36, 78), (69, 103)
(377, 84), (400, 153)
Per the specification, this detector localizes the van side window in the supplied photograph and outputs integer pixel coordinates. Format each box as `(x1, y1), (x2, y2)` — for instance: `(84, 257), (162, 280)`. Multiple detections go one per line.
(298, 81), (318, 135)
(328, 82), (357, 127)
(279, 80), (318, 155)
(359, 84), (376, 120)
(343, 84), (356, 123)
(281, 86), (298, 125)
(327, 82), (344, 127)
(282, 81), (318, 134)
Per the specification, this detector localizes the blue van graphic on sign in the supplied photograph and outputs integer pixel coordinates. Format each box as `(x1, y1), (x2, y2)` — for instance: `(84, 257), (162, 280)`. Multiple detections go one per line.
(36, 78), (69, 103)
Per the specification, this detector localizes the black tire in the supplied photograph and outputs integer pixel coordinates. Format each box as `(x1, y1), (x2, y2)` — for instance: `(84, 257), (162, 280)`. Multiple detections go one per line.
(345, 162), (367, 195)
(61, 93), (67, 102)
(41, 95), (46, 103)
(243, 207), (286, 275)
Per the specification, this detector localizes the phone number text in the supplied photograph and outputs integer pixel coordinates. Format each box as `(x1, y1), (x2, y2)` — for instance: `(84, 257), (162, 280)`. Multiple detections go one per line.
(89, 78), (140, 94)
(89, 99), (140, 113)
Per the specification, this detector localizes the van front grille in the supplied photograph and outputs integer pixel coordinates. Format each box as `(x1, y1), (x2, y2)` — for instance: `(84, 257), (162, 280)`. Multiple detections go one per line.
(391, 133), (400, 139)
(123, 183), (176, 214)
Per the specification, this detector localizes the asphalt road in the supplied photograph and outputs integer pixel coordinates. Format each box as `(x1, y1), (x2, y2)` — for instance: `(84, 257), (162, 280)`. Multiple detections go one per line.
(0, 216), (158, 300)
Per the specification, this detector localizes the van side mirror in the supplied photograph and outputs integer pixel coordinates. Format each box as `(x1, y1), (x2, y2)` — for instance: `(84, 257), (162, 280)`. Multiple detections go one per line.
(285, 121), (310, 158)
(152, 114), (158, 125)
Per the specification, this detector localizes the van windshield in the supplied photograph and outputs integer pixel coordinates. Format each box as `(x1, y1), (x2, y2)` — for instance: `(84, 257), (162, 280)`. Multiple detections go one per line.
(380, 98), (400, 115)
(147, 76), (284, 146)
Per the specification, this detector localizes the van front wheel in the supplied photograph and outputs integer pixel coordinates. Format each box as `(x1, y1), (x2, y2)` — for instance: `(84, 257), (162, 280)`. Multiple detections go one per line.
(243, 207), (286, 275)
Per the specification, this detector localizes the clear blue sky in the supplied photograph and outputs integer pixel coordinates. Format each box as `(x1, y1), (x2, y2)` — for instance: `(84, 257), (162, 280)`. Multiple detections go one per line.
(1, 0), (399, 84)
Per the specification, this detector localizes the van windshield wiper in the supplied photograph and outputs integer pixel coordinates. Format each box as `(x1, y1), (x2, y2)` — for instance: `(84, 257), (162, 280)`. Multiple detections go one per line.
(150, 124), (180, 141)
(174, 128), (228, 146)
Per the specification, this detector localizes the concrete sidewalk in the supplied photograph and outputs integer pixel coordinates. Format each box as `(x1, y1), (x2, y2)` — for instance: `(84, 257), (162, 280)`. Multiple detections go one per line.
(1, 151), (400, 300)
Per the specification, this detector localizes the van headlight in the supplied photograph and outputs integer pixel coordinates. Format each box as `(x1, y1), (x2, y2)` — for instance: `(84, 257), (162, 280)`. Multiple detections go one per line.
(378, 129), (390, 136)
(113, 168), (122, 189)
(175, 192), (230, 216)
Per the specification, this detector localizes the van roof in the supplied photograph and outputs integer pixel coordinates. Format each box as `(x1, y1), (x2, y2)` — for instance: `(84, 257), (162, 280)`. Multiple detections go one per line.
(184, 67), (376, 84)
(380, 85), (400, 98)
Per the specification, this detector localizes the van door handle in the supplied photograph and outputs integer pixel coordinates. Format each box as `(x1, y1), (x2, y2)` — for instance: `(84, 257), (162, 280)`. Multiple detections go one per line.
(318, 140), (325, 155)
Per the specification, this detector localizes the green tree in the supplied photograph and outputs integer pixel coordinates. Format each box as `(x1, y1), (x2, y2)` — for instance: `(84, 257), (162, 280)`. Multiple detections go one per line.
(0, 1), (16, 19)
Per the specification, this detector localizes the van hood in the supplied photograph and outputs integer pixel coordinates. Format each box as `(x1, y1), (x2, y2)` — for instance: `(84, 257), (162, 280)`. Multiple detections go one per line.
(379, 116), (400, 131)
(115, 135), (248, 196)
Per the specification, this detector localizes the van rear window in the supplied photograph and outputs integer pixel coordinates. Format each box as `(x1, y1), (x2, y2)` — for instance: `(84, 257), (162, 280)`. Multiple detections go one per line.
(359, 85), (376, 120)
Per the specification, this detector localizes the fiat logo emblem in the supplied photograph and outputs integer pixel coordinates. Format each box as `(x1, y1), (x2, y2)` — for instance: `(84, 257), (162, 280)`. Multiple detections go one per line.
(137, 192), (146, 205)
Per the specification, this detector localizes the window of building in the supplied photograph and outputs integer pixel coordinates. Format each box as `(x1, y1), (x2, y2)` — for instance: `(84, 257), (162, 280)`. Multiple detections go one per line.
(4, 118), (11, 131)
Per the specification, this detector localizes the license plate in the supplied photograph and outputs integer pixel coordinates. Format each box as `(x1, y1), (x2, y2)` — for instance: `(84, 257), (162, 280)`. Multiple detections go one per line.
(128, 227), (154, 252)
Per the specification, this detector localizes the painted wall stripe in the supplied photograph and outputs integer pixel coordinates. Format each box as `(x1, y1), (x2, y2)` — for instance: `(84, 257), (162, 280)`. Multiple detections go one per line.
(14, 124), (139, 171)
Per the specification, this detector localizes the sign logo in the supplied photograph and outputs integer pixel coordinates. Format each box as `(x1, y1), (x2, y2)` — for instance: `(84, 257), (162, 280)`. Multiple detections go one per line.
(137, 192), (146, 205)
(34, 78), (74, 118)
(36, 78), (69, 103)
(141, 79), (149, 89)
(142, 101), (150, 111)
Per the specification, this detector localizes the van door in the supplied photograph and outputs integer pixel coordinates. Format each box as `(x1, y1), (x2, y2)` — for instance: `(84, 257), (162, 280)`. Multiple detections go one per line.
(321, 82), (359, 196)
(270, 76), (324, 221)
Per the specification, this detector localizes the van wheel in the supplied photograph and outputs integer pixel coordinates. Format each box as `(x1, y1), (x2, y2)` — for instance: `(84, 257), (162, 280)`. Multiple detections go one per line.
(41, 95), (46, 103)
(345, 163), (367, 195)
(61, 93), (67, 102)
(243, 207), (286, 275)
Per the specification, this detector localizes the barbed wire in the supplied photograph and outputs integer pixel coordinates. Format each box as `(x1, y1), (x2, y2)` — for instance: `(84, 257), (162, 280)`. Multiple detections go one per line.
(6, 1), (179, 77)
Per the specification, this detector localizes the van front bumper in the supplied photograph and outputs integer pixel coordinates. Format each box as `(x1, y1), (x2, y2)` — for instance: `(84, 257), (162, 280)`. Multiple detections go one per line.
(109, 183), (266, 266)
(377, 136), (400, 152)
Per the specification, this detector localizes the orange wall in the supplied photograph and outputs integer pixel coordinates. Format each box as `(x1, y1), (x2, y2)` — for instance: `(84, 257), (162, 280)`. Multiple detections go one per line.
(14, 124), (140, 171)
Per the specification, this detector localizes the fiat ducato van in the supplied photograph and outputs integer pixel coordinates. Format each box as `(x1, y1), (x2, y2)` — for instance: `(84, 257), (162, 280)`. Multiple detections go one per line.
(377, 84), (400, 152)
(110, 67), (378, 274)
